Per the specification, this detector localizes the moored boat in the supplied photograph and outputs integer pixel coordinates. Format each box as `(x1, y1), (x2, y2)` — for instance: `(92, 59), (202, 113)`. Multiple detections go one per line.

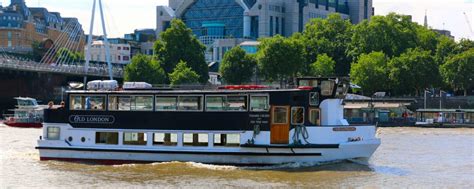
(4, 97), (45, 128)
(36, 78), (381, 165)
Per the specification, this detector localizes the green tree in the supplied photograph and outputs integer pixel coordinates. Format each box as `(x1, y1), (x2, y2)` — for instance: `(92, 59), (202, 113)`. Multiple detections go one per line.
(455, 39), (474, 53)
(124, 54), (166, 84)
(349, 13), (419, 59)
(169, 60), (200, 86)
(350, 52), (390, 95)
(309, 54), (336, 77)
(154, 19), (209, 83)
(435, 36), (457, 65)
(440, 49), (474, 96)
(389, 48), (440, 96)
(302, 13), (353, 75)
(55, 48), (81, 64)
(257, 35), (305, 87)
(31, 41), (47, 62)
(219, 46), (256, 84)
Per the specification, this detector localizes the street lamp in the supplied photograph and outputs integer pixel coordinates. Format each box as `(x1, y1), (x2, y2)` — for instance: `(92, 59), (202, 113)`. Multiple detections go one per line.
(424, 90), (432, 109)
(439, 90), (446, 110)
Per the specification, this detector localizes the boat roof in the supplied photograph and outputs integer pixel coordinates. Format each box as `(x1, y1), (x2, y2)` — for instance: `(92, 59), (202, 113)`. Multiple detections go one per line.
(66, 88), (309, 94)
(14, 97), (37, 101)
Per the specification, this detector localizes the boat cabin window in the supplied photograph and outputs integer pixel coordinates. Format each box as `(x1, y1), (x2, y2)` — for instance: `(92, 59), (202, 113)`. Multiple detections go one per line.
(321, 80), (335, 96)
(183, 133), (208, 146)
(214, 134), (240, 147)
(309, 92), (319, 106)
(309, 108), (321, 125)
(250, 95), (269, 112)
(299, 80), (318, 87)
(46, 127), (60, 140)
(272, 107), (289, 124)
(153, 133), (178, 146)
(123, 132), (147, 145)
(108, 96), (153, 111)
(291, 107), (305, 125)
(95, 132), (119, 145)
(70, 95), (105, 110)
(155, 96), (178, 111)
(205, 95), (247, 111)
(178, 96), (203, 111)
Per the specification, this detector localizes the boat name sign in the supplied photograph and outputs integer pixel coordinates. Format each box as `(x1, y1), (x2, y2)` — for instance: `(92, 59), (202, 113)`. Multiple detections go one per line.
(69, 115), (115, 124)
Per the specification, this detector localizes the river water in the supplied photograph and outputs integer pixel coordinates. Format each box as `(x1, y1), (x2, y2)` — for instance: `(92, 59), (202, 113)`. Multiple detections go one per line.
(0, 124), (473, 188)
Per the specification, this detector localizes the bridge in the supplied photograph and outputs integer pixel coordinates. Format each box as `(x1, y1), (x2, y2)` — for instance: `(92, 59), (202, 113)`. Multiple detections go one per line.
(0, 56), (124, 78)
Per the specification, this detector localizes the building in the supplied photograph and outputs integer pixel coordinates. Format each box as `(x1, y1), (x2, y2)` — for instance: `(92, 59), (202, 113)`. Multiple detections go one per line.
(85, 40), (131, 65)
(0, 0), (85, 54)
(157, 0), (373, 62)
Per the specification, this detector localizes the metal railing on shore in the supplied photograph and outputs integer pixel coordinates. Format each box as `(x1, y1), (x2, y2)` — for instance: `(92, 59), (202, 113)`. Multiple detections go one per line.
(0, 57), (124, 78)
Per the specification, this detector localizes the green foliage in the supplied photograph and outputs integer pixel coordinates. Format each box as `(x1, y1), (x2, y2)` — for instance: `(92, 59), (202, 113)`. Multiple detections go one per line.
(388, 48), (440, 95)
(31, 41), (47, 62)
(219, 46), (256, 84)
(257, 35), (305, 86)
(310, 54), (335, 77)
(302, 13), (353, 75)
(349, 13), (421, 59)
(169, 60), (200, 86)
(124, 54), (166, 84)
(440, 49), (474, 96)
(55, 48), (82, 64)
(435, 36), (457, 65)
(154, 19), (209, 83)
(350, 52), (390, 95)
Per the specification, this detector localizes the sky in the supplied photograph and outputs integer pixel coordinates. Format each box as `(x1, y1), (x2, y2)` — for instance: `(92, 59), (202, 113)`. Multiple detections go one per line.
(1, 0), (472, 40)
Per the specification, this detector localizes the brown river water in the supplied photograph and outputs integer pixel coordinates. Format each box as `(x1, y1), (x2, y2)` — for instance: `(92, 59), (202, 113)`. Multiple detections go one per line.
(1, 124), (473, 188)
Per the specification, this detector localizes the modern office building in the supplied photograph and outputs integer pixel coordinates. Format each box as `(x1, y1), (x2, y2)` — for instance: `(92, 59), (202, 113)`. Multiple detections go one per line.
(157, 0), (373, 62)
(0, 0), (85, 54)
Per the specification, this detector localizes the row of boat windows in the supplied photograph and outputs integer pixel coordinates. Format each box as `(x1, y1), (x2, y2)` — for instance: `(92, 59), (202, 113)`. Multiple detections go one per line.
(46, 127), (240, 147)
(69, 95), (270, 112)
(273, 106), (321, 125)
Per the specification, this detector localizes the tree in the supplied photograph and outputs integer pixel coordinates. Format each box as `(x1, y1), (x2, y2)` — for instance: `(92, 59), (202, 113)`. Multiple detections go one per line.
(302, 13), (353, 75)
(440, 49), (474, 96)
(124, 54), (166, 84)
(350, 52), (390, 95)
(219, 46), (256, 84)
(435, 36), (457, 65)
(55, 48), (81, 64)
(169, 60), (200, 86)
(31, 41), (47, 62)
(257, 35), (305, 87)
(388, 48), (440, 96)
(154, 19), (209, 83)
(309, 54), (335, 77)
(349, 13), (419, 59)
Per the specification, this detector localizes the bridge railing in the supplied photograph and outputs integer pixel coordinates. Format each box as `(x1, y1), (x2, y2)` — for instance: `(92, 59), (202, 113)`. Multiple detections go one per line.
(0, 57), (123, 78)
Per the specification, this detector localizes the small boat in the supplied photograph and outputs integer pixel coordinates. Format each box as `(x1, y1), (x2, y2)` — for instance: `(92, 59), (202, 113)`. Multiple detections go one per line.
(4, 97), (45, 128)
(37, 78), (381, 165)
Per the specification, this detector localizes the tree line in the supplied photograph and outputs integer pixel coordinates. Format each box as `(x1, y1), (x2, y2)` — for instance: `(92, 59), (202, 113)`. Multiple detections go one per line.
(124, 14), (473, 96)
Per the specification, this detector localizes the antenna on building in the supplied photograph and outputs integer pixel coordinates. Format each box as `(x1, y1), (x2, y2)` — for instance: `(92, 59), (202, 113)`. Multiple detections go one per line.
(83, 0), (113, 89)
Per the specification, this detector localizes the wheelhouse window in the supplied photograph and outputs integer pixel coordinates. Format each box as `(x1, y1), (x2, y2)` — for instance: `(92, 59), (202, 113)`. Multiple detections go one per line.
(46, 127), (60, 140)
(309, 108), (321, 125)
(95, 132), (119, 145)
(155, 96), (178, 111)
(321, 80), (335, 96)
(183, 133), (208, 146)
(214, 134), (240, 147)
(309, 92), (320, 106)
(250, 95), (269, 111)
(108, 96), (153, 111)
(178, 96), (202, 111)
(291, 107), (305, 125)
(205, 95), (247, 111)
(272, 107), (289, 124)
(123, 132), (147, 145)
(70, 95), (105, 110)
(153, 133), (178, 146)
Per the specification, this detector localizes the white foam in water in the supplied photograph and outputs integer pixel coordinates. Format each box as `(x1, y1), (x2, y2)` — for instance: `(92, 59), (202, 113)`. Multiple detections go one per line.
(186, 162), (239, 171)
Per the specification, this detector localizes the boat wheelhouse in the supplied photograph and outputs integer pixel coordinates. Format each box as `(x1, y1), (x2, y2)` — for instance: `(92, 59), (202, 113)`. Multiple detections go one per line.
(36, 78), (381, 165)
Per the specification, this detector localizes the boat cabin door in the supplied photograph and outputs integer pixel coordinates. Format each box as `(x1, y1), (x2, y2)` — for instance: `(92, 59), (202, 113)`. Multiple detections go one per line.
(270, 106), (290, 144)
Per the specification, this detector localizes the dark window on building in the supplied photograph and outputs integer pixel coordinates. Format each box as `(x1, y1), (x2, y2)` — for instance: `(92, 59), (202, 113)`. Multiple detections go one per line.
(250, 16), (259, 39)
(270, 16), (273, 36)
(326, 0), (329, 10)
(275, 17), (279, 35)
(364, 0), (369, 19)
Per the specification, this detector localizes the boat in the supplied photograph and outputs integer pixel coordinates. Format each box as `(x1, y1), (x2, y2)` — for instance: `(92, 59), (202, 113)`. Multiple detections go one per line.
(36, 78), (381, 165)
(4, 97), (45, 128)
